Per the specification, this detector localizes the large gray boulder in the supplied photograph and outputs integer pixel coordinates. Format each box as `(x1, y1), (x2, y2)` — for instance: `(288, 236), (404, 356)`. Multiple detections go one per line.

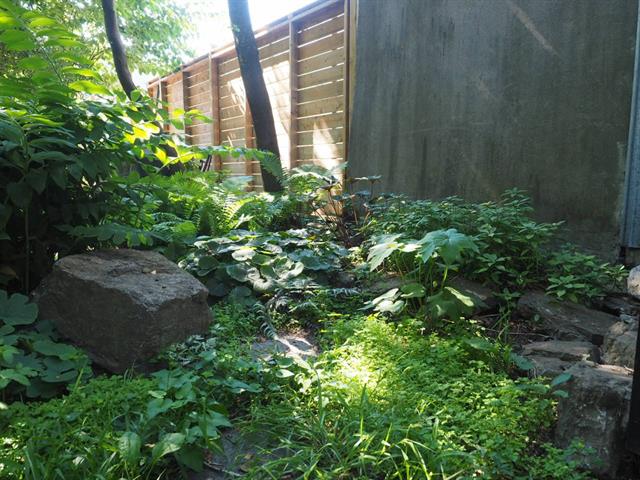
(555, 362), (633, 478)
(517, 291), (618, 345)
(34, 249), (212, 373)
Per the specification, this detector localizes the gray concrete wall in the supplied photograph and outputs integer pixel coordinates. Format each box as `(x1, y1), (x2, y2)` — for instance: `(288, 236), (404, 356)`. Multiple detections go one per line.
(349, 0), (638, 254)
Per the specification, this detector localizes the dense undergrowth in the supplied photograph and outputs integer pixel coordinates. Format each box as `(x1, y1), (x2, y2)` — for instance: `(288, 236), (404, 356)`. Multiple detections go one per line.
(0, 2), (626, 479)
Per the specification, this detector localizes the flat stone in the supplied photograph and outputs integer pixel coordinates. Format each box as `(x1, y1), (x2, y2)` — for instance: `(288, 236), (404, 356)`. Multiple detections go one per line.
(603, 320), (637, 369)
(34, 249), (212, 373)
(517, 291), (618, 345)
(367, 275), (404, 295)
(449, 276), (498, 313)
(526, 355), (573, 378)
(602, 295), (640, 316)
(252, 332), (318, 362)
(522, 340), (600, 363)
(555, 361), (633, 478)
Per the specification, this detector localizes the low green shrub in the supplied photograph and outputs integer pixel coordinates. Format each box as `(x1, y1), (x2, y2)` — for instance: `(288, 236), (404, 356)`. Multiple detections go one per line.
(364, 190), (625, 304)
(364, 229), (478, 324)
(179, 228), (346, 301)
(364, 190), (559, 288)
(545, 245), (626, 304)
(0, 290), (90, 401)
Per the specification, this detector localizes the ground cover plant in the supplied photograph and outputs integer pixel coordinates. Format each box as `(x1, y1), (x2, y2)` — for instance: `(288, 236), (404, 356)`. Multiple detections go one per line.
(238, 307), (590, 480)
(0, 303), (284, 479)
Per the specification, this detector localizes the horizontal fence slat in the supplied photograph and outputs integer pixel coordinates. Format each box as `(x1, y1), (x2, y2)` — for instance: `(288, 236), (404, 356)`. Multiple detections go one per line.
(219, 36), (289, 75)
(298, 13), (344, 45)
(298, 96), (344, 117)
(297, 143), (344, 159)
(298, 47), (344, 74)
(298, 65), (343, 89)
(297, 112), (343, 131)
(297, 126), (344, 146)
(298, 79), (344, 103)
(298, 31), (343, 60)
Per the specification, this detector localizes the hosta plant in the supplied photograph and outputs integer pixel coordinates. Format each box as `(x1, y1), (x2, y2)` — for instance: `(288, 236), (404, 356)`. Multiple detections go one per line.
(180, 229), (346, 302)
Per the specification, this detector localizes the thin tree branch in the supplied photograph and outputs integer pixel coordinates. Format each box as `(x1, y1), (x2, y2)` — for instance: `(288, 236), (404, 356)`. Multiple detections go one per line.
(101, 0), (136, 98)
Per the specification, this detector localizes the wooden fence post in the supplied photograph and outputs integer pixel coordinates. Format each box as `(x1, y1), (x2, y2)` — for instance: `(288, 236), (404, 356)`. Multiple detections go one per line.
(159, 79), (169, 132)
(209, 54), (222, 170)
(342, 0), (351, 173)
(181, 68), (190, 143)
(244, 98), (255, 185)
(288, 15), (299, 170)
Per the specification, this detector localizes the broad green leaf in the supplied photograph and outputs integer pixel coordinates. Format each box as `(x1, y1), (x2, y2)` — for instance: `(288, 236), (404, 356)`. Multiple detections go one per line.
(118, 431), (141, 464)
(175, 446), (204, 472)
(400, 283), (426, 298)
(32, 340), (78, 360)
(155, 147), (167, 163)
(367, 234), (402, 271)
(0, 13), (19, 27)
(17, 56), (49, 71)
(418, 229), (477, 265)
(464, 337), (494, 352)
(31, 151), (70, 163)
(0, 118), (23, 143)
(41, 368), (79, 383)
(28, 16), (57, 28)
(0, 368), (30, 386)
(550, 372), (572, 388)
(68, 80), (110, 96)
(30, 137), (77, 149)
(152, 433), (185, 460)
(25, 171), (47, 194)
(510, 353), (535, 371)
(427, 287), (474, 320)
(226, 264), (254, 282)
(60, 67), (100, 79)
(0, 29), (36, 51)
(0, 291), (38, 326)
(552, 389), (569, 398)
(231, 247), (256, 261)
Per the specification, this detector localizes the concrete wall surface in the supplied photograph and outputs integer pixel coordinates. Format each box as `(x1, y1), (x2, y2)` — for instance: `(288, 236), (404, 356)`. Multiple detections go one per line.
(348, 0), (638, 254)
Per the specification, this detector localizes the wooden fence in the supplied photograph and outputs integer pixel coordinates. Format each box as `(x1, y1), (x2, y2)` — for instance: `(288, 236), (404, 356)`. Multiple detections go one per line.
(148, 0), (354, 189)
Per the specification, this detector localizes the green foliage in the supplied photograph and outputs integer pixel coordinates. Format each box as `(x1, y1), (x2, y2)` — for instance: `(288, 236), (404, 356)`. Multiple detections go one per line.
(365, 189), (560, 288)
(2, 0), (211, 82)
(521, 441), (594, 480)
(241, 313), (587, 479)
(0, 290), (90, 401)
(0, 302), (293, 479)
(545, 245), (626, 304)
(364, 229), (478, 322)
(179, 228), (346, 301)
(365, 190), (625, 304)
(0, 4), (213, 291)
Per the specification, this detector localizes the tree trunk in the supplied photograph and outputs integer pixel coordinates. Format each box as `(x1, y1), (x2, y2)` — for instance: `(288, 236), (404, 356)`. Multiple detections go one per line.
(101, 0), (137, 98)
(228, 0), (283, 192)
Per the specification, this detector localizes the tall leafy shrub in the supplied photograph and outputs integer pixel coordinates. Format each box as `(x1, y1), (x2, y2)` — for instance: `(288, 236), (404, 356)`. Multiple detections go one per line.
(0, 2), (204, 291)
